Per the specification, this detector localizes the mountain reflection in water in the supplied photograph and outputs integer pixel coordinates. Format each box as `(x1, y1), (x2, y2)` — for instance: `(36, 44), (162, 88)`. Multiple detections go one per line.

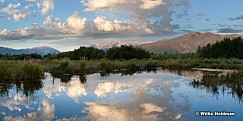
(0, 69), (242, 121)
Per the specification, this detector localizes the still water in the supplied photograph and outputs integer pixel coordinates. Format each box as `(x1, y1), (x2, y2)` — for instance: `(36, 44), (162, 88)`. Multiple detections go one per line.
(0, 69), (242, 121)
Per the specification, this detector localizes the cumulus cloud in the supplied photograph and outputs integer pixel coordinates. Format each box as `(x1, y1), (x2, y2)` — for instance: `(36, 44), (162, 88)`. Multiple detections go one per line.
(140, 0), (165, 9)
(0, 2), (32, 21)
(65, 77), (87, 103)
(0, 3), (21, 15)
(0, 0), (189, 41)
(94, 16), (133, 32)
(26, 0), (36, 2)
(1, 100), (21, 111)
(94, 82), (130, 97)
(84, 102), (131, 121)
(13, 13), (28, 21)
(43, 16), (52, 25)
(40, 99), (55, 120)
(0, 0), (5, 2)
(0, 29), (9, 36)
(38, 0), (55, 15)
(94, 79), (154, 97)
(140, 103), (166, 114)
(82, 0), (190, 33)
(65, 11), (87, 33)
(82, 0), (135, 12)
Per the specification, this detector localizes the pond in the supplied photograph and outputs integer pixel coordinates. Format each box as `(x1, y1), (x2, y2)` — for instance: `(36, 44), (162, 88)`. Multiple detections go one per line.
(0, 69), (242, 121)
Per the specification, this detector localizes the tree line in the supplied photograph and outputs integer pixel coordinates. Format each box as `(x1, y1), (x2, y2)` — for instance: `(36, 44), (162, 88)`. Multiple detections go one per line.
(197, 37), (243, 59)
(0, 45), (151, 60)
(0, 53), (42, 60)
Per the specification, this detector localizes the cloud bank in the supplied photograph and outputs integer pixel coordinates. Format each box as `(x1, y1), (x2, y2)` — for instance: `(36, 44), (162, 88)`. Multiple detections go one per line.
(0, 0), (190, 41)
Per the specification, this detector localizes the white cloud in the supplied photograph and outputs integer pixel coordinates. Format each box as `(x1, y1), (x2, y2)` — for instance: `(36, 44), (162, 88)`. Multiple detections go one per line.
(26, 0), (36, 2)
(65, 77), (87, 103)
(94, 79), (154, 97)
(43, 16), (52, 25)
(1, 100), (21, 111)
(4, 112), (37, 121)
(38, 0), (54, 15)
(82, 0), (189, 34)
(19, 27), (31, 36)
(82, 0), (135, 12)
(140, 103), (166, 114)
(84, 102), (130, 121)
(14, 94), (27, 101)
(0, 29), (9, 36)
(65, 11), (87, 33)
(140, 0), (164, 9)
(13, 13), (28, 21)
(0, 3), (21, 15)
(0, 0), (5, 3)
(24, 4), (34, 10)
(94, 16), (133, 32)
(41, 99), (55, 120)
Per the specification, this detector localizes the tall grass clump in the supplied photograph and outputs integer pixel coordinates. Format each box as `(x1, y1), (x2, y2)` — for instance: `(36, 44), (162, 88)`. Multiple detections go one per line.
(0, 65), (12, 81)
(15, 63), (43, 81)
(80, 61), (86, 72)
(50, 61), (71, 76)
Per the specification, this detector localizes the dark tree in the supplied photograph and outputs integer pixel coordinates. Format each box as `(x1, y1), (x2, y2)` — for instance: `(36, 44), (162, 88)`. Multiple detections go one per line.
(106, 45), (151, 60)
(197, 37), (243, 59)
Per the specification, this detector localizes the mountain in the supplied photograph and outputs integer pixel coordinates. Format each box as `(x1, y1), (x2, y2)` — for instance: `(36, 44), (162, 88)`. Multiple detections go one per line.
(140, 32), (241, 54)
(91, 40), (152, 50)
(0, 46), (60, 56)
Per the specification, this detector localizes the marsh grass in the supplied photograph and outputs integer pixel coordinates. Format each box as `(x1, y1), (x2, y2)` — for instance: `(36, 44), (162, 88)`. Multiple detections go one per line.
(0, 58), (242, 81)
(0, 60), (44, 81)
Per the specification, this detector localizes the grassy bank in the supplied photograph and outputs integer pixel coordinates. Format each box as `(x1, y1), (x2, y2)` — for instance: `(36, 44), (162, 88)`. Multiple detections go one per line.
(0, 60), (44, 81)
(0, 58), (242, 81)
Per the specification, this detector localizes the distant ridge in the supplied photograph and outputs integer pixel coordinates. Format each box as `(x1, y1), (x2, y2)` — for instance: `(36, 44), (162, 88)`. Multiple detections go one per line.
(0, 46), (60, 56)
(140, 32), (241, 54)
(91, 40), (152, 50)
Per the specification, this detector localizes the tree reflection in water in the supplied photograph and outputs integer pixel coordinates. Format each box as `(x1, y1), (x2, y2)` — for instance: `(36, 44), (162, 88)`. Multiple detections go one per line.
(0, 80), (43, 101)
(190, 72), (243, 103)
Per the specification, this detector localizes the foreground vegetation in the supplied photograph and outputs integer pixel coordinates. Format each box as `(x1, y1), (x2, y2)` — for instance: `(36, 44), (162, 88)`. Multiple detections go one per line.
(0, 58), (242, 81)
(0, 62), (43, 81)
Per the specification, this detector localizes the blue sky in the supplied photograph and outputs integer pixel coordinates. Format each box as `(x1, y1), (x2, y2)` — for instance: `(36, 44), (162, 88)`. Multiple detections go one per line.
(1, 0), (243, 51)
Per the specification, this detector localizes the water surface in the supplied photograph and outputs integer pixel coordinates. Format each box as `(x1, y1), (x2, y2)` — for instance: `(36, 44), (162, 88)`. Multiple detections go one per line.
(0, 69), (242, 121)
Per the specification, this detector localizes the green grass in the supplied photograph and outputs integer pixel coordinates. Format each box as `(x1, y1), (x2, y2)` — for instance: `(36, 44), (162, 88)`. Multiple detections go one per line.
(0, 60), (44, 81)
(0, 57), (242, 81)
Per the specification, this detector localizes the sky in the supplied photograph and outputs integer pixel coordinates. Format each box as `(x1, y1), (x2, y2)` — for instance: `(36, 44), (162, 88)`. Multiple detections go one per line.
(0, 0), (243, 51)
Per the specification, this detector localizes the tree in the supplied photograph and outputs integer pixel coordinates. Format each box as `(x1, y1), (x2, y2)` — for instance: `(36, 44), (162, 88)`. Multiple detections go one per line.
(197, 37), (243, 59)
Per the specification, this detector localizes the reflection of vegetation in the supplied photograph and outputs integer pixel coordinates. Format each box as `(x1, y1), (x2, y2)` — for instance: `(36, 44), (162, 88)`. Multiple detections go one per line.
(0, 81), (43, 99)
(190, 72), (243, 103)
(79, 75), (87, 84)
(58, 75), (72, 83)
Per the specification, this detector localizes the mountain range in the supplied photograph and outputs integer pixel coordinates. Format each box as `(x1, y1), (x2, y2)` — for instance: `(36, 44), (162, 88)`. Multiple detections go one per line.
(1, 32), (241, 55)
(140, 32), (241, 54)
(91, 40), (152, 50)
(0, 46), (60, 56)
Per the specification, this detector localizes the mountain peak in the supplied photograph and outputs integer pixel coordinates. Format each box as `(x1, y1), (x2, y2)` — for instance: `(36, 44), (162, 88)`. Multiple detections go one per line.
(92, 40), (153, 50)
(0, 46), (60, 56)
(141, 32), (242, 54)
